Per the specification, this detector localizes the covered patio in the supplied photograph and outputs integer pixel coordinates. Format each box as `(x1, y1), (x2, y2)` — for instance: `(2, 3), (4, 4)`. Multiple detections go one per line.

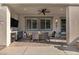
(7, 4), (67, 44)
(0, 4), (79, 55)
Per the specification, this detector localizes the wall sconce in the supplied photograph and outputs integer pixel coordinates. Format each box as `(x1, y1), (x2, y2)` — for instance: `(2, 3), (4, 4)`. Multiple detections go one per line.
(56, 19), (58, 23)
(38, 31), (41, 35)
(55, 19), (58, 28)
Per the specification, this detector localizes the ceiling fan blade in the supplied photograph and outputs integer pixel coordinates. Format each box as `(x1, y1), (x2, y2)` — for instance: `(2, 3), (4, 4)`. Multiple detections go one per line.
(45, 11), (50, 13)
(38, 10), (41, 12)
(37, 10), (41, 14)
(42, 12), (45, 15)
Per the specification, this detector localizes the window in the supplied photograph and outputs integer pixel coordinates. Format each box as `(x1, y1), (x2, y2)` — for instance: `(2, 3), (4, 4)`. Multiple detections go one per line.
(32, 20), (37, 29)
(46, 20), (50, 29)
(27, 18), (37, 30)
(61, 19), (66, 32)
(26, 17), (52, 30)
(40, 19), (45, 29)
(40, 18), (51, 30)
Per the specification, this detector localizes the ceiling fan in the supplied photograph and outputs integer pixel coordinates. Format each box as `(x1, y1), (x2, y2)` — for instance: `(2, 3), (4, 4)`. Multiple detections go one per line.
(38, 8), (50, 15)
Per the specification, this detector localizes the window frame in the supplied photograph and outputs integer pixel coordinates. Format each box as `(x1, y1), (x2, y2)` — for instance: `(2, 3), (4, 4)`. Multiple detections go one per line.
(39, 18), (52, 31)
(26, 17), (53, 31)
(26, 18), (38, 31)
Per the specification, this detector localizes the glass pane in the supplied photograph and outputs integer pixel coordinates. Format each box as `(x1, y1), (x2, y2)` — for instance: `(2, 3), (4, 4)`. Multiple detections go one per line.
(46, 20), (50, 29)
(27, 19), (31, 29)
(32, 20), (37, 29)
(40, 19), (45, 29)
(61, 19), (66, 32)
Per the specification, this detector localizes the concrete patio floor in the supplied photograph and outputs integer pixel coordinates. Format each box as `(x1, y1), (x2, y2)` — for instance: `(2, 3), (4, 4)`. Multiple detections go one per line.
(0, 40), (79, 55)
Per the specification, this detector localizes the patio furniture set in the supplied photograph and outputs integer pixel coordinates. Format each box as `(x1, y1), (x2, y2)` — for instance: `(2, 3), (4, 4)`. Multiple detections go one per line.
(11, 31), (66, 42)
(17, 31), (52, 42)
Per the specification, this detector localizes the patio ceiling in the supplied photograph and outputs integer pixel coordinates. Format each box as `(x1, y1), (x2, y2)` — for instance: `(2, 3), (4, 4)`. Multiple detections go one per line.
(3, 4), (67, 16)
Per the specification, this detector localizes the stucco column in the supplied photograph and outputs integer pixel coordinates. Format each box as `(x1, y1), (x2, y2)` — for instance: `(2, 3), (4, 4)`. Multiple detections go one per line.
(66, 6), (79, 45)
(0, 6), (11, 47)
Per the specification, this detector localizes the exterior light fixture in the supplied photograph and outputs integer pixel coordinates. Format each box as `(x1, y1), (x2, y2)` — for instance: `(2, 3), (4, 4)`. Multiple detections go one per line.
(55, 19), (58, 28)
(56, 19), (58, 23)
(38, 31), (41, 35)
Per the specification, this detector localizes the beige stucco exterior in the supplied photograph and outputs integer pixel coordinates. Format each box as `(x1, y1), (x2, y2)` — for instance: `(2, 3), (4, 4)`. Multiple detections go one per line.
(0, 6), (11, 46)
(66, 6), (79, 45)
(1, 4), (79, 46)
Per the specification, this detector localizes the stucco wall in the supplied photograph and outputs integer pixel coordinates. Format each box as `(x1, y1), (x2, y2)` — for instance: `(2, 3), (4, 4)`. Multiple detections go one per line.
(67, 6), (79, 45)
(0, 6), (11, 46)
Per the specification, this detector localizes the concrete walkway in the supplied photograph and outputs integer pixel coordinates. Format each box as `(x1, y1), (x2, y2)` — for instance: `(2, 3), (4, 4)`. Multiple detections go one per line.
(0, 41), (79, 55)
